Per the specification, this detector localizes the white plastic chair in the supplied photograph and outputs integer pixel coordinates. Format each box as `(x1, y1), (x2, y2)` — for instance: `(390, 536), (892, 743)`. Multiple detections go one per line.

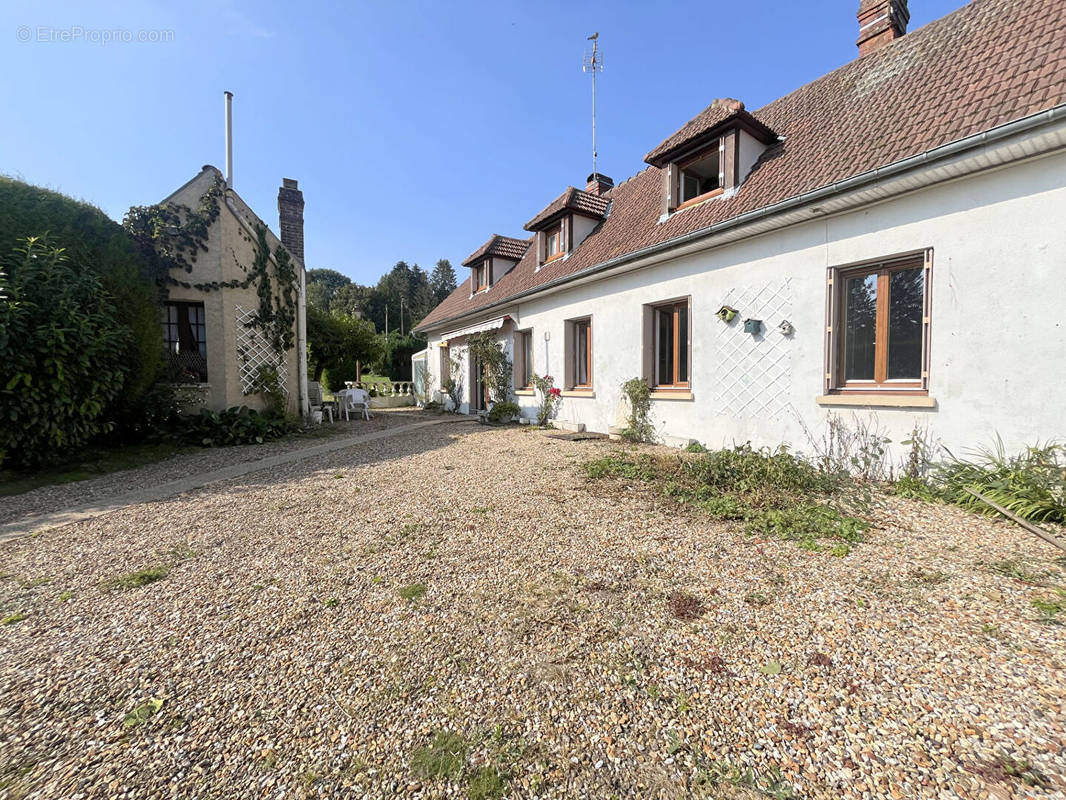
(307, 381), (333, 424)
(342, 388), (371, 421)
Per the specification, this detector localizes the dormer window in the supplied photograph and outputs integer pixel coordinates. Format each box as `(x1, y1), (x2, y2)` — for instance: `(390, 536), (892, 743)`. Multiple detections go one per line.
(544, 224), (563, 263)
(462, 235), (530, 292)
(643, 98), (778, 219)
(678, 144), (722, 207)
(471, 261), (490, 293)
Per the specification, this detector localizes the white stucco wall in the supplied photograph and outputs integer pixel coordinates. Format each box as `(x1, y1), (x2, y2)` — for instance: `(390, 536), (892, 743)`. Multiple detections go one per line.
(426, 150), (1066, 461)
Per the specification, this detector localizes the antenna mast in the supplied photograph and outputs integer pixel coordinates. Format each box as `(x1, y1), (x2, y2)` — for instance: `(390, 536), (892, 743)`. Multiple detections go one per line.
(582, 33), (604, 178)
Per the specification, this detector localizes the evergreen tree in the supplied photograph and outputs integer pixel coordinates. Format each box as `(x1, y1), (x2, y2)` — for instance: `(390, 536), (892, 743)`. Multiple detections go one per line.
(430, 258), (458, 304)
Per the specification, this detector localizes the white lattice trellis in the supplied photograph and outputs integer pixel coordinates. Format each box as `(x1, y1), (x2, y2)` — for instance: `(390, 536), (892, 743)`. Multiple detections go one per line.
(712, 280), (793, 417)
(235, 305), (288, 395)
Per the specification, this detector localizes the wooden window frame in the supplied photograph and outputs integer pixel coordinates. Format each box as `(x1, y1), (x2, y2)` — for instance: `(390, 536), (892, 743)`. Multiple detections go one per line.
(542, 222), (564, 265)
(439, 343), (451, 390)
(825, 250), (932, 396)
(651, 299), (691, 389)
(565, 317), (593, 391)
(514, 329), (534, 390)
(674, 142), (724, 211)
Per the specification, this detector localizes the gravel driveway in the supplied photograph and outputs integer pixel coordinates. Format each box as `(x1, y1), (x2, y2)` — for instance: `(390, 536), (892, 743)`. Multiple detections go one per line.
(1, 420), (1063, 799)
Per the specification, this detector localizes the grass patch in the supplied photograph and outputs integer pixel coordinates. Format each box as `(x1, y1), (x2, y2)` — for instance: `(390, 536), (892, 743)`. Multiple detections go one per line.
(122, 698), (164, 728)
(398, 582), (427, 601)
(1032, 588), (1066, 624)
(102, 565), (171, 592)
(1, 612), (27, 625)
(988, 558), (1050, 585)
(467, 766), (507, 799)
(0, 442), (185, 498)
(410, 731), (467, 780)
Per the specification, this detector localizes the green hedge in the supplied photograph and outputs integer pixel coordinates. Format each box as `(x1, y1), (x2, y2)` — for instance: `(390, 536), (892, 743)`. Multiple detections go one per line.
(0, 238), (131, 468)
(0, 177), (162, 432)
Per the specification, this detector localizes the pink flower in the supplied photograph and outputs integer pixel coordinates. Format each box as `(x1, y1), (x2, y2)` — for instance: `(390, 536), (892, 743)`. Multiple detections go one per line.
(549, 388), (561, 398)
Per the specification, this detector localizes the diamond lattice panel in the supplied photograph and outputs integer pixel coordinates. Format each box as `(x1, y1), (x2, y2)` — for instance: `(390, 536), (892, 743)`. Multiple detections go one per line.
(711, 280), (793, 418)
(235, 305), (288, 395)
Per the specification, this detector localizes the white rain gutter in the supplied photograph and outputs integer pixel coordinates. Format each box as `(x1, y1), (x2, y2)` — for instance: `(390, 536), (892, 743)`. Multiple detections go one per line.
(418, 103), (1066, 334)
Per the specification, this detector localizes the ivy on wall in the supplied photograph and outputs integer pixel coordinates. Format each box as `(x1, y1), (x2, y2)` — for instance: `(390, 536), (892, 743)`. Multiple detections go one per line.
(123, 175), (299, 364)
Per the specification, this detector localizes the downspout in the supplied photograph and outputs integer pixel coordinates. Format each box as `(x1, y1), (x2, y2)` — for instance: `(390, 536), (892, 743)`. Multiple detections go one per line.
(297, 267), (309, 416)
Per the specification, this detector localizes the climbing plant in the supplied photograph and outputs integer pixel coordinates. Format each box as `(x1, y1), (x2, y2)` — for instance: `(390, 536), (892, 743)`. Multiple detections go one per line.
(620, 377), (655, 443)
(467, 331), (513, 403)
(124, 177), (300, 387)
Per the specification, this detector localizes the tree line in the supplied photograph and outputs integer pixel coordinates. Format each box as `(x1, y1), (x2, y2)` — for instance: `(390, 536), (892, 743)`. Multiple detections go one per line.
(306, 259), (458, 388)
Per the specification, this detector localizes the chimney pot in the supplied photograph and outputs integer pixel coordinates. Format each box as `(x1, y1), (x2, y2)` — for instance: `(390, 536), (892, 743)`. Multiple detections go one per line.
(277, 178), (305, 263)
(857, 0), (909, 57)
(585, 172), (614, 196)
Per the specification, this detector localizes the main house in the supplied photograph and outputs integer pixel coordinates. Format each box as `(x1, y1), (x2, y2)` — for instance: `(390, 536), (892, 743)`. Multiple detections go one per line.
(414, 0), (1066, 455)
(151, 166), (309, 416)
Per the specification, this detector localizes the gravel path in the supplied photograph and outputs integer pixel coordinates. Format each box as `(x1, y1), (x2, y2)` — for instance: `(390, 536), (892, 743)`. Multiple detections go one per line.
(1, 422), (1063, 799)
(0, 410), (427, 527)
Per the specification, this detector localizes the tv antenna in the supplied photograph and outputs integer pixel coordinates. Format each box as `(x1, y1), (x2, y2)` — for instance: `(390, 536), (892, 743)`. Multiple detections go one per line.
(582, 32), (604, 179)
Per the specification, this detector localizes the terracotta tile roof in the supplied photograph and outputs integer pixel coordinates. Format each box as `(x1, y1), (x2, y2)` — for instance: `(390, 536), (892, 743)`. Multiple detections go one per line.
(644, 98), (778, 167)
(417, 0), (1066, 333)
(460, 234), (531, 267)
(523, 187), (611, 231)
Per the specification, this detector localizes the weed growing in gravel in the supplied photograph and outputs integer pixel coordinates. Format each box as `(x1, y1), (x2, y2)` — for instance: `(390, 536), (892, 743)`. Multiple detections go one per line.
(911, 567), (951, 585)
(398, 583), (427, 601)
(744, 592), (771, 607)
(746, 505), (868, 551)
(971, 754), (1052, 789)
(988, 558), (1050, 585)
(667, 590), (706, 620)
(1032, 589), (1066, 624)
(584, 446), (870, 553)
(467, 766), (507, 799)
(103, 565), (171, 592)
(583, 453), (663, 481)
(1, 612), (27, 625)
(56, 591), (72, 603)
(471, 506), (492, 515)
(323, 597), (340, 608)
(691, 758), (797, 799)
(122, 698), (164, 728)
(410, 731), (467, 780)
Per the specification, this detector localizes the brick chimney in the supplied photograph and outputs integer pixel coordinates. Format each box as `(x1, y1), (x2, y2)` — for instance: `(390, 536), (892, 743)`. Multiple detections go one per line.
(857, 0), (909, 57)
(585, 172), (614, 196)
(277, 178), (304, 263)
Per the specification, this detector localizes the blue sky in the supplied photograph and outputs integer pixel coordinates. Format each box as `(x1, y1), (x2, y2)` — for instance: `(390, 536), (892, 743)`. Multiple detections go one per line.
(1, 0), (962, 285)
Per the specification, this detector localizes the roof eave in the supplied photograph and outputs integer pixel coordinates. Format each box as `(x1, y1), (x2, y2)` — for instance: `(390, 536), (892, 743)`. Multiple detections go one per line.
(418, 104), (1066, 335)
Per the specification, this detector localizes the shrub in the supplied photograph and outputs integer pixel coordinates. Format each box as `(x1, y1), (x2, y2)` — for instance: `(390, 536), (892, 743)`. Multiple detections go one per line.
(173, 406), (292, 447)
(684, 444), (839, 509)
(487, 401), (520, 423)
(620, 377), (654, 443)
(0, 178), (162, 431)
(0, 237), (132, 468)
(932, 438), (1065, 524)
(530, 373), (561, 426)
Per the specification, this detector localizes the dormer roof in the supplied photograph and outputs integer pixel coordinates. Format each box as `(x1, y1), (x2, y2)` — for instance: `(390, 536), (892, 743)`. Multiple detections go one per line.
(461, 234), (530, 267)
(523, 187), (610, 232)
(644, 98), (778, 168)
